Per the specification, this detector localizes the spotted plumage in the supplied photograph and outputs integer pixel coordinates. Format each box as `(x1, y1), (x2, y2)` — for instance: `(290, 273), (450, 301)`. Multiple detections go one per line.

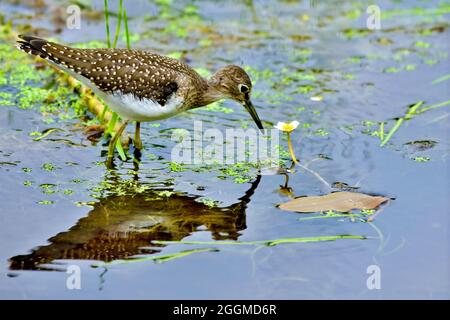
(16, 35), (263, 166)
(16, 35), (204, 114)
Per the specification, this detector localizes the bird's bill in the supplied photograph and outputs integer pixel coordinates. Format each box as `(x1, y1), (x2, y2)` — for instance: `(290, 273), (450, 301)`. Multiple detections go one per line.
(244, 100), (264, 130)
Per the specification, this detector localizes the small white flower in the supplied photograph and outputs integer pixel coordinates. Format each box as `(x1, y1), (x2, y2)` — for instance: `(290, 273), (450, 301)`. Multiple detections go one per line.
(274, 121), (300, 133)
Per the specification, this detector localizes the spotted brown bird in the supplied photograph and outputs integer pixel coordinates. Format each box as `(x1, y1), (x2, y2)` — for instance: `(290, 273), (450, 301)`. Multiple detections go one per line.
(16, 35), (264, 167)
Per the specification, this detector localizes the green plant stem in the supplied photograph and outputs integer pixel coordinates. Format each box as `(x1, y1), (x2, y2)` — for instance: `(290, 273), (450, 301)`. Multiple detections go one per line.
(153, 235), (365, 247)
(380, 101), (423, 147)
(104, 0), (131, 161)
(106, 112), (118, 136)
(298, 213), (359, 221)
(432, 74), (450, 84)
(112, 0), (123, 48)
(33, 128), (64, 141)
(103, 0), (111, 48)
(404, 100), (423, 120)
(379, 121), (384, 142)
(417, 99), (450, 114)
(123, 9), (131, 49)
(100, 104), (108, 121)
(93, 248), (216, 267)
(286, 132), (299, 163)
(115, 139), (127, 161)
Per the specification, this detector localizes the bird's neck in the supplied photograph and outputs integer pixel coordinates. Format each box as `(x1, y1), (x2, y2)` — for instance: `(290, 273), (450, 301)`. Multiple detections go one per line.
(194, 81), (226, 107)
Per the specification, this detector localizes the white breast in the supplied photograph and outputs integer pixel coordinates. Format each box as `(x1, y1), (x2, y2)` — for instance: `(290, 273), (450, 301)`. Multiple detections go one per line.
(106, 93), (184, 122)
(48, 61), (184, 122)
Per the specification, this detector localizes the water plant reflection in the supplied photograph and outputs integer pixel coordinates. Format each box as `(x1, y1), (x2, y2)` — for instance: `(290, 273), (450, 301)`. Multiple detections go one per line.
(9, 175), (261, 271)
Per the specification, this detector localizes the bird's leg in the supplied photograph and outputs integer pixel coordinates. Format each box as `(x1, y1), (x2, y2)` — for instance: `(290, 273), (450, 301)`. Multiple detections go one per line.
(134, 121), (143, 151)
(106, 120), (129, 168)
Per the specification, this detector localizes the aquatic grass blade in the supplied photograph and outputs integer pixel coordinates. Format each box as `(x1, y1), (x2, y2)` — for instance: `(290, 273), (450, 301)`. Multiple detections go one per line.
(115, 139), (127, 161)
(379, 122), (384, 142)
(380, 117), (404, 147)
(298, 213), (359, 221)
(33, 128), (64, 141)
(404, 101), (423, 120)
(381, 5), (450, 19)
(152, 235), (366, 247)
(432, 74), (450, 85)
(380, 101), (423, 147)
(103, 0), (132, 159)
(417, 99), (450, 114)
(93, 248), (216, 267)
(100, 104), (108, 121)
(123, 9), (131, 49)
(112, 0), (123, 49)
(106, 112), (118, 136)
(103, 0), (111, 48)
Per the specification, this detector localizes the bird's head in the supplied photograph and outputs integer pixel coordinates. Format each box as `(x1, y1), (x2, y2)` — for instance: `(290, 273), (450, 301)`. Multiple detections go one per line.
(209, 65), (264, 130)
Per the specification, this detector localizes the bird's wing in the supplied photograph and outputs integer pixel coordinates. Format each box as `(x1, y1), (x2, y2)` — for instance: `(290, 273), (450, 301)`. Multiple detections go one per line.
(16, 35), (189, 106)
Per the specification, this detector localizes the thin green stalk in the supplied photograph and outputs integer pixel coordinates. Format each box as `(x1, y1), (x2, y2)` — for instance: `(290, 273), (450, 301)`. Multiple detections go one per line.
(404, 100), (423, 120)
(379, 121), (384, 142)
(153, 235), (366, 247)
(33, 128), (64, 141)
(432, 74), (450, 84)
(100, 105), (108, 121)
(380, 101), (423, 147)
(298, 213), (359, 221)
(106, 112), (118, 136)
(417, 99), (450, 114)
(123, 8), (131, 49)
(105, 113), (127, 161)
(286, 132), (299, 163)
(380, 118), (403, 147)
(112, 0), (123, 48)
(103, 0), (129, 160)
(103, 0), (111, 48)
(115, 139), (127, 161)
(93, 248), (216, 267)
(381, 6), (450, 20)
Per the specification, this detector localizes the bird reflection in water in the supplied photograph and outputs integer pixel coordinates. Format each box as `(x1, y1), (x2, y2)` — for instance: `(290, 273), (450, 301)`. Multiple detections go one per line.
(9, 175), (261, 271)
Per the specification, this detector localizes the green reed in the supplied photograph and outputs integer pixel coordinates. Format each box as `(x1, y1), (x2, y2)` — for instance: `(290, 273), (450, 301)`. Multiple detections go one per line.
(103, 0), (130, 161)
(152, 235), (366, 247)
(380, 101), (423, 147)
(93, 248), (217, 267)
(379, 99), (450, 147)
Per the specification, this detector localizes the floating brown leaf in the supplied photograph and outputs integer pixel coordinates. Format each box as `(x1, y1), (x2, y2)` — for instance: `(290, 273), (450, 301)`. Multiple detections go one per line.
(278, 192), (389, 213)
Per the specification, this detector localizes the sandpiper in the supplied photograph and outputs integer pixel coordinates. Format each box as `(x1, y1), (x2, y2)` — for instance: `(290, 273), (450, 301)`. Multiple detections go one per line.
(16, 35), (264, 167)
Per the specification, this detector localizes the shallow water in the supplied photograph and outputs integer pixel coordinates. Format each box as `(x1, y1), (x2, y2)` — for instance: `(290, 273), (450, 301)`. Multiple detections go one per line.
(0, 0), (449, 299)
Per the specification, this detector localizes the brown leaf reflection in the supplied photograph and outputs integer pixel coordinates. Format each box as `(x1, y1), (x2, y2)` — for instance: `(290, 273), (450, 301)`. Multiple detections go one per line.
(9, 176), (261, 271)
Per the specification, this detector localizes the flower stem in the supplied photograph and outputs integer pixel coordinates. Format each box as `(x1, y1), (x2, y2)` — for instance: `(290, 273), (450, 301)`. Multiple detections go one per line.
(286, 132), (299, 164)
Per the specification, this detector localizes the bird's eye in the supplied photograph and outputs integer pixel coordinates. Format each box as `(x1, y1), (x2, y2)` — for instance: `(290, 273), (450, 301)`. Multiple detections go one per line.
(239, 84), (249, 93)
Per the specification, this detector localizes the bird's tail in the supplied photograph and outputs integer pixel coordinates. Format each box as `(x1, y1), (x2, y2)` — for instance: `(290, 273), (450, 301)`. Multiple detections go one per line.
(16, 34), (94, 78)
(16, 35), (52, 60)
